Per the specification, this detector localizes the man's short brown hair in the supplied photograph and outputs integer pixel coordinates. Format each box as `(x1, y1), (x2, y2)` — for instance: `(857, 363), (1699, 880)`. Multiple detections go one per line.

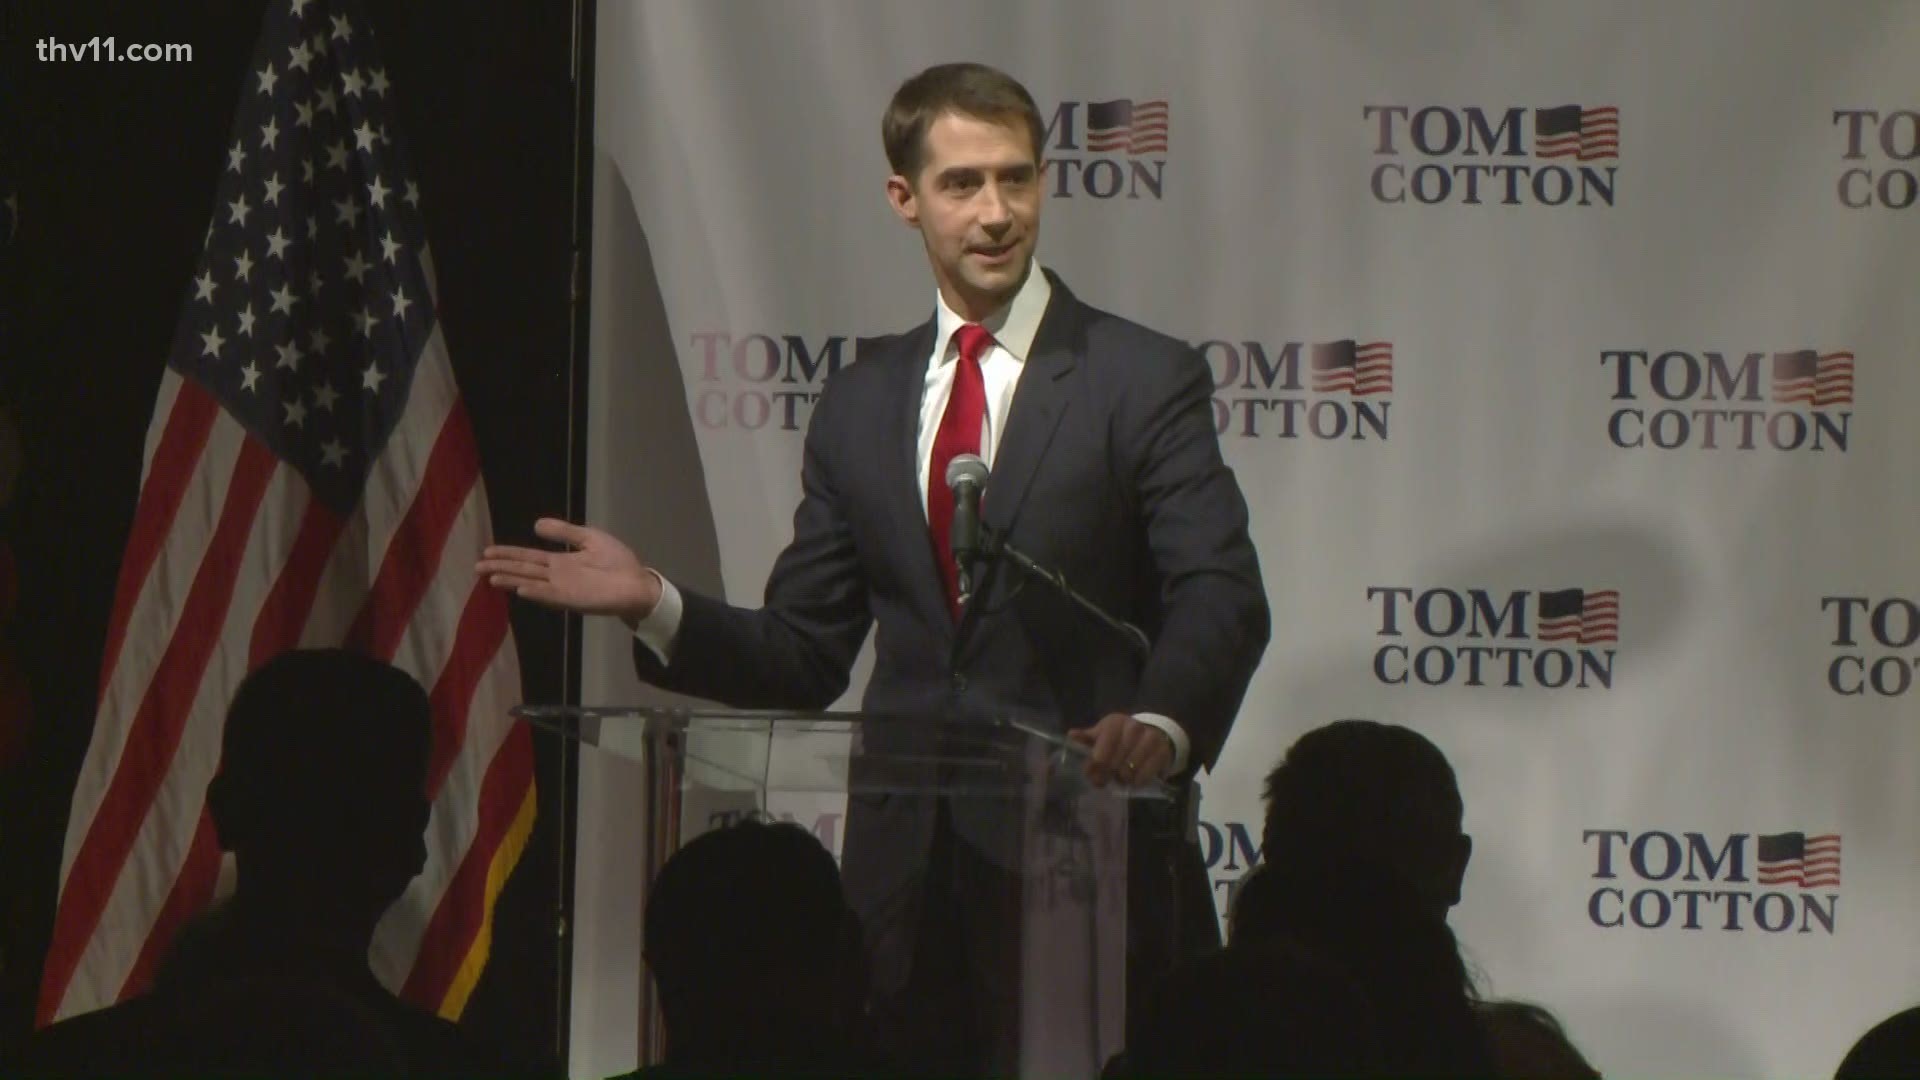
(882, 62), (1046, 182)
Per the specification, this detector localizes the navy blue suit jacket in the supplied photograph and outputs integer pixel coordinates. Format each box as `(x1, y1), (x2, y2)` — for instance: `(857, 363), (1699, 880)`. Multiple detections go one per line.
(632, 271), (1268, 988)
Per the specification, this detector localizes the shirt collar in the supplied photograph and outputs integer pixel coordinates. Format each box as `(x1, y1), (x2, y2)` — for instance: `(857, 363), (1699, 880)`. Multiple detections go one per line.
(932, 259), (1051, 365)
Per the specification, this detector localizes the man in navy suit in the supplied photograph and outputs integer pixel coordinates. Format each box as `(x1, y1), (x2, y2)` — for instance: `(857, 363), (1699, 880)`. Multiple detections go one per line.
(481, 62), (1268, 1074)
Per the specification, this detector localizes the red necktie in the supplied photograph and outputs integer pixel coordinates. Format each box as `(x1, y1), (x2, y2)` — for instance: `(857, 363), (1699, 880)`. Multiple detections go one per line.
(928, 323), (993, 619)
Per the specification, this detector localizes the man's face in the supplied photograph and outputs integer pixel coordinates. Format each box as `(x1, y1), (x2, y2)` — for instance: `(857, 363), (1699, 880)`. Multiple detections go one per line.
(886, 111), (1042, 320)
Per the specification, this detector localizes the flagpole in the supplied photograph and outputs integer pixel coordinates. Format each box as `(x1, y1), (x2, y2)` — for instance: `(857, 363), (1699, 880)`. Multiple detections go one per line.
(552, 0), (597, 1064)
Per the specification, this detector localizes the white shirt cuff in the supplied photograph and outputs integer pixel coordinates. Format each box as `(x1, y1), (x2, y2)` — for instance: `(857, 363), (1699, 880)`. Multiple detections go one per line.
(630, 570), (684, 665)
(1132, 712), (1190, 776)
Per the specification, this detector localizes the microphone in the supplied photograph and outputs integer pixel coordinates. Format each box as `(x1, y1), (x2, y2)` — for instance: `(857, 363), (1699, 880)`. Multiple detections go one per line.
(944, 453), (989, 604)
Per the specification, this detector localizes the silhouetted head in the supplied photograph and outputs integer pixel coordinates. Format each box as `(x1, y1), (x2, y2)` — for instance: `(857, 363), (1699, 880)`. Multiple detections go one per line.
(1262, 718), (1472, 917)
(643, 820), (865, 1071)
(206, 649), (432, 929)
(1837, 1006), (1920, 1080)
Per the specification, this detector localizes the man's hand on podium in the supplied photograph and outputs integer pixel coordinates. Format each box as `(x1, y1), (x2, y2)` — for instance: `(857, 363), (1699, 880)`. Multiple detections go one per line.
(1067, 712), (1172, 788)
(477, 517), (662, 624)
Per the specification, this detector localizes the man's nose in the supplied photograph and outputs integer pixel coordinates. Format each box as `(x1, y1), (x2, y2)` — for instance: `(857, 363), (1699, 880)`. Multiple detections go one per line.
(977, 183), (1012, 230)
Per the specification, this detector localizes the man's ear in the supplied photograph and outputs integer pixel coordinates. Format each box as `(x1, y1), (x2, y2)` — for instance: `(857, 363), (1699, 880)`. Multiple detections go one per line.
(885, 173), (919, 228)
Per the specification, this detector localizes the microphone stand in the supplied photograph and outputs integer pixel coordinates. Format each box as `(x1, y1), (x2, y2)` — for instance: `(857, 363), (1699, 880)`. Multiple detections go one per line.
(975, 525), (1152, 661)
(971, 524), (1175, 1032)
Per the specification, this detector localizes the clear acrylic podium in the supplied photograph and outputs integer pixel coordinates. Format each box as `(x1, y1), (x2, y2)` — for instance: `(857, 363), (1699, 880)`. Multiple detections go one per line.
(517, 704), (1166, 1077)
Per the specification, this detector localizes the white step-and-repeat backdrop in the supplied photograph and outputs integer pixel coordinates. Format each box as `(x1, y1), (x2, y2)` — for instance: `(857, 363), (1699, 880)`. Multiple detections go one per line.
(569, 3), (1920, 1076)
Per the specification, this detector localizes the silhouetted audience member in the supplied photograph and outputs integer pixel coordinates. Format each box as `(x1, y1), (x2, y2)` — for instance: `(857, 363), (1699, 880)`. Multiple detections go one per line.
(1262, 718), (1472, 919)
(1237, 719), (1497, 1077)
(7, 649), (544, 1078)
(1115, 935), (1385, 1078)
(622, 819), (870, 1078)
(1478, 999), (1601, 1080)
(1837, 1006), (1920, 1079)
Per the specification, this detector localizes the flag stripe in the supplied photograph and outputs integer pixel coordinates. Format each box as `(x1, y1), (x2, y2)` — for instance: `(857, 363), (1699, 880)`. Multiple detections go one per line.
(136, 370), (187, 484)
(63, 411), (249, 887)
(348, 403), (477, 660)
(436, 776), (537, 1017)
(39, 438), (278, 1023)
(247, 499), (350, 662)
(369, 460), (518, 1007)
(371, 639), (518, 994)
(359, 346), (461, 584)
(116, 815), (220, 1000)
(95, 381), (221, 705)
(383, 482), (496, 784)
(400, 725), (535, 1009)
(424, 582), (512, 798)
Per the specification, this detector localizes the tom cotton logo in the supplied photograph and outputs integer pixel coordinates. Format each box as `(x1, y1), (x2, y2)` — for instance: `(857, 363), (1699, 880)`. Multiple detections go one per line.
(1041, 98), (1168, 200)
(1196, 819), (1262, 914)
(685, 330), (851, 433)
(1368, 586), (1618, 689)
(1584, 829), (1840, 935)
(1825, 596), (1920, 698)
(1198, 338), (1394, 441)
(1600, 347), (1854, 452)
(1363, 103), (1619, 206)
(1834, 109), (1920, 209)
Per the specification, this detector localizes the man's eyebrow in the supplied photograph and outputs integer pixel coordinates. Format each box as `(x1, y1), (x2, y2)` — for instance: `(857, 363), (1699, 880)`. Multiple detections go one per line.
(936, 163), (1035, 180)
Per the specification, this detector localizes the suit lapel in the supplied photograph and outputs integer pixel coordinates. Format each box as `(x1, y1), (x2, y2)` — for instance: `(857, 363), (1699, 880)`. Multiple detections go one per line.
(869, 318), (952, 632)
(979, 275), (1079, 543)
(955, 276), (1082, 644)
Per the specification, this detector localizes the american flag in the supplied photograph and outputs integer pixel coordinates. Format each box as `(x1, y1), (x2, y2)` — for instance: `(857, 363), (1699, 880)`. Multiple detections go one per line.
(1536, 588), (1619, 644)
(1534, 105), (1619, 161)
(1757, 832), (1841, 889)
(1310, 340), (1393, 396)
(38, 0), (534, 1026)
(1085, 99), (1168, 156)
(1771, 349), (1854, 407)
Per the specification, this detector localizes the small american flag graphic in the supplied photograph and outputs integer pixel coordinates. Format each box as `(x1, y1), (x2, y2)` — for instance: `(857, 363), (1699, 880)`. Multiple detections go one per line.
(1535, 105), (1619, 161)
(1757, 832), (1841, 889)
(1536, 588), (1619, 644)
(1771, 350), (1854, 407)
(1085, 99), (1168, 156)
(1310, 340), (1393, 396)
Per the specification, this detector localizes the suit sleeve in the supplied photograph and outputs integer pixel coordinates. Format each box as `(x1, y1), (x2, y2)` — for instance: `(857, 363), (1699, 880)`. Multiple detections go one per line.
(630, 378), (873, 709)
(1120, 346), (1270, 771)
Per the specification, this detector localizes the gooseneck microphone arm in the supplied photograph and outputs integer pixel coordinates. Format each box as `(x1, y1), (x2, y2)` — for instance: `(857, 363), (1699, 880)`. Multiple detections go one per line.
(947, 455), (1151, 660)
(978, 525), (1152, 661)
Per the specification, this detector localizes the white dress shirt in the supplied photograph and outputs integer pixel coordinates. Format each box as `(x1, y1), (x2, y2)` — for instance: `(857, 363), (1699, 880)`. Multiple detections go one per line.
(634, 261), (1191, 774)
(913, 257), (1050, 516)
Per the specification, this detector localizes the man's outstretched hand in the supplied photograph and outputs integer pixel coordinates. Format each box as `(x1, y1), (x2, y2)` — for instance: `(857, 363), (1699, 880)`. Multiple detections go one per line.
(477, 518), (660, 623)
